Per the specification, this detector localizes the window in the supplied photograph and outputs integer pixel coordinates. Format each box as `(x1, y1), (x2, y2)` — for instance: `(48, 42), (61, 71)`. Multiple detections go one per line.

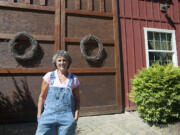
(144, 28), (178, 67)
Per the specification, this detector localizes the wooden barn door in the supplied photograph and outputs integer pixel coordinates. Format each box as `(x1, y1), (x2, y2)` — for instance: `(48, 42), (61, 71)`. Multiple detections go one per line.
(56, 0), (123, 115)
(0, 0), (122, 123)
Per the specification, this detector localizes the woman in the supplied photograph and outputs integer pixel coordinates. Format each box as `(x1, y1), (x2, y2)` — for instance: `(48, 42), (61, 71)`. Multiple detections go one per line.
(35, 50), (80, 135)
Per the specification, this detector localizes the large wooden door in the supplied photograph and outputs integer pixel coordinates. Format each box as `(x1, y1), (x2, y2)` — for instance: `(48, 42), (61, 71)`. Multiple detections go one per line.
(0, 0), (122, 123)
(56, 0), (123, 116)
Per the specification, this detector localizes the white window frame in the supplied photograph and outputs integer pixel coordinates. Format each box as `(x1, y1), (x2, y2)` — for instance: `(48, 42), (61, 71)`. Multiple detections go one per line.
(144, 27), (178, 67)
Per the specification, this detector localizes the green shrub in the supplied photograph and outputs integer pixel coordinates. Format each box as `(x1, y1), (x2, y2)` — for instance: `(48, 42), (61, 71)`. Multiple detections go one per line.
(129, 63), (180, 124)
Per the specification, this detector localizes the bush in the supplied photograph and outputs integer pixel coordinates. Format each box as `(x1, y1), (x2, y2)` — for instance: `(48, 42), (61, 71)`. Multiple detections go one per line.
(129, 63), (180, 124)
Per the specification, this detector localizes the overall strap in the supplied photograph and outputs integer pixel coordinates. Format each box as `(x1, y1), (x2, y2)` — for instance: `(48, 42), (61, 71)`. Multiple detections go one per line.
(67, 73), (74, 88)
(49, 71), (55, 85)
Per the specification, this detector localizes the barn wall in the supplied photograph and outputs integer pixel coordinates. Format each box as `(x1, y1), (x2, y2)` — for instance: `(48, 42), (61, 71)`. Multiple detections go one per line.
(118, 0), (180, 110)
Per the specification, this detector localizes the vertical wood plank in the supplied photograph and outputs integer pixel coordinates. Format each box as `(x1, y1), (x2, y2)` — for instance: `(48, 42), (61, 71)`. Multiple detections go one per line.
(127, 19), (136, 107)
(130, 0), (133, 18)
(75, 0), (80, 10)
(88, 0), (93, 11)
(147, 0), (153, 20)
(25, 0), (30, 4)
(54, 0), (61, 52)
(179, 1), (180, 23)
(140, 21), (147, 67)
(124, 0), (132, 17)
(121, 19), (130, 108)
(134, 21), (143, 72)
(112, 0), (122, 109)
(80, 0), (87, 10)
(176, 26), (180, 65)
(8, 0), (14, 2)
(100, 0), (105, 12)
(176, 34), (180, 65)
(132, 0), (139, 17)
(61, 0), (66, 50)
(173, 0), (179, 22)
(119, 0), (125, 16)
(39, 0), (46, 6)
(152, 1), (160, 21)
(139, 0), (146, 18)
(177, 41), (180, 66)
(145, 1), (148, 26)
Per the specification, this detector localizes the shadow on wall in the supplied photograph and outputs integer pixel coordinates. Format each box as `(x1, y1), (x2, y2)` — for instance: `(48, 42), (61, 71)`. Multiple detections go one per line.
(0, 122), (37, 135)
(165, 14), (176, 30)
(87, 49), (107, 67)
(0, 75), (37, 123)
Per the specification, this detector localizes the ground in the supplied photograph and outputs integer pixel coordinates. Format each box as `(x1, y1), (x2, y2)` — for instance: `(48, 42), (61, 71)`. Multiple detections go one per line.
(0, 111), (180, 135)
(76, 111), (180, 135)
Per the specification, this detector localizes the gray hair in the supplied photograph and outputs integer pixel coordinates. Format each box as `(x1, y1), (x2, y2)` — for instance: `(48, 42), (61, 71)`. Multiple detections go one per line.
(52, 50), (72, 68)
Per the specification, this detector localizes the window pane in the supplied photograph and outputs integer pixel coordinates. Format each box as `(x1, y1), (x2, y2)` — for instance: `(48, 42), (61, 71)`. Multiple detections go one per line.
(148, 32), (153, 40)
(167, 34), (172, 41)
(148, 41), (155, 49)
(161, 41), (167, 50)
(161, 33), (166, 41)
(154, 32), (160, 40)
(149, 52), (172, 66)
(167, 41), (172, 50)
(155, 41), (161, 50)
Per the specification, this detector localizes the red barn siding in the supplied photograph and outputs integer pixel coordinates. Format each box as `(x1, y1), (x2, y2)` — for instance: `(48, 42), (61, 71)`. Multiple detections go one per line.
(134, 20), (143, 72)
(118, 0), (180, 110)
(132, 0), (139, 17)
(176, 26), (180, 62)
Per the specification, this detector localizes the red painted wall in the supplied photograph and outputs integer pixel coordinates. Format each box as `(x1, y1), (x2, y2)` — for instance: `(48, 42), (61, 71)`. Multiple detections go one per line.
(118, 0), (180, 110)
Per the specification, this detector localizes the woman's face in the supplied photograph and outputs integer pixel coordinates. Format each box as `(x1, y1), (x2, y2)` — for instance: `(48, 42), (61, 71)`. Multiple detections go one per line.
(56, 56), (69, 71)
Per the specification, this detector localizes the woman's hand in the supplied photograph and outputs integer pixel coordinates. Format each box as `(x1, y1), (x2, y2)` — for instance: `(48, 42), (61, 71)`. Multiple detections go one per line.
(73, 86), (80, 122)
(37, 113), (41, 119)
(74, 112), (79, 122)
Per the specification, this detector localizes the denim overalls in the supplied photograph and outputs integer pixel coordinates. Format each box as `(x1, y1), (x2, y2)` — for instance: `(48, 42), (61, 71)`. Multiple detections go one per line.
(35, 72), (76, 135)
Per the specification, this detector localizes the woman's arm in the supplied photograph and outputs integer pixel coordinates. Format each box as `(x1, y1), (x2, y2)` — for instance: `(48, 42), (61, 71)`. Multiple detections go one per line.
(73, 86), (80, 121)
(37, 80), (49, 118)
